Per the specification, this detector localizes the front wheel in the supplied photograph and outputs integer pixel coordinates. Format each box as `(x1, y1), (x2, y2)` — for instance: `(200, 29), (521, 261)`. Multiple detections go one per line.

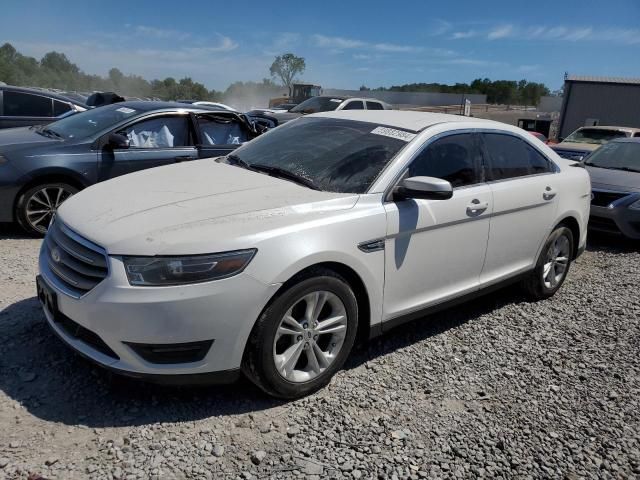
(16, 182), (78, 236)
(243, 269), (358, 399)
(523, 225), (574, 300)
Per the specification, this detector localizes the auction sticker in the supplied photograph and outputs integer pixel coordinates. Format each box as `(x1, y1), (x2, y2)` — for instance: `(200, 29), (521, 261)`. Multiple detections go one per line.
(116, 107), (136, 114)
(371, 126), (416, 142)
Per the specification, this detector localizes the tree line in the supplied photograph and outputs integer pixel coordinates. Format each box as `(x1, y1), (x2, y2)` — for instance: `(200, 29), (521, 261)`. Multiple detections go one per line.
(0, 42), (551, 106)
(361, 78), (552, 106)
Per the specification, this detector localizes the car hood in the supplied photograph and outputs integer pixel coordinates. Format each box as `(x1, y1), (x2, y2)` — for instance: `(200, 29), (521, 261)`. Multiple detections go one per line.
(0, 126), (59, 154)
(271, 111), (304, 123)
(586, 165), (640, 193)
(554, 142), (600, 153)
(57, 160), (359, 255)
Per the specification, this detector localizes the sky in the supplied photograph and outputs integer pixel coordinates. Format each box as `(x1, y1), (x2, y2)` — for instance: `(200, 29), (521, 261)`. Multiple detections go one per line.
(1, 0), (640, 92)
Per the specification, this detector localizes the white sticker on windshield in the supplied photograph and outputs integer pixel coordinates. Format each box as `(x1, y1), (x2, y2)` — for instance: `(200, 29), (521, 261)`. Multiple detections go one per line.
(371, 126), (416, 142)
(116, 107), (136, 114)
(329, 99), (342, 103)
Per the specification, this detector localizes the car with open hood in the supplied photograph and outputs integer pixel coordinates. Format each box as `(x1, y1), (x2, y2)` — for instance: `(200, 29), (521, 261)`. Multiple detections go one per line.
(0, 101), (271, 234)
(37, 110), (590, 398)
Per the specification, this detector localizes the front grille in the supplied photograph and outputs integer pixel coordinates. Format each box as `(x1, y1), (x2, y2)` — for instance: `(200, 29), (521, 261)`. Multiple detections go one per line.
(44, 220), (108, 296)
(591, 190), (630, 207)
(55, 312), (119, 359)
(589, 216), (620, 233)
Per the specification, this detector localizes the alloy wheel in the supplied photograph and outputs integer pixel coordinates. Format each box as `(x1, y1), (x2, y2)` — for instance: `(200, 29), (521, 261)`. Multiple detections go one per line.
(25, 186), (74, 234)
(542, 233), (570, 289)
(273, 291), (348, 383)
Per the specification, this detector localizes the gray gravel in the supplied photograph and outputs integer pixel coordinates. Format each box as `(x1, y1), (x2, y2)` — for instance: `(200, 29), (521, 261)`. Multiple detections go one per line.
(0, 224), (639, 479)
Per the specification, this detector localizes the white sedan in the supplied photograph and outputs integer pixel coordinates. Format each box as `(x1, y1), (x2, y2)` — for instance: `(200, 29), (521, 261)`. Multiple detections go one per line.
(37, 111), (591, 398)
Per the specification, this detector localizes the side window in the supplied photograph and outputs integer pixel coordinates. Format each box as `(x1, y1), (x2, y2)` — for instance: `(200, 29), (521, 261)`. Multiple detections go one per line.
(366, 101), (384, 110)
(407, 134), (481, 188)
(3, 91), (53, 117)
(53, 100), (72, 117)
(197, 115), (247, 145)
(482, 133), (552, 180)
(123, 116), (191, 148)
(634, 132), (640, 138)
(343, 101), (364, 110)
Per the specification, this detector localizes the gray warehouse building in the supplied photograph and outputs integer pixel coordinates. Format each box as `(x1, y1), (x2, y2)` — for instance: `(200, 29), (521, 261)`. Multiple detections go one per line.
(558, 75), (640, 138)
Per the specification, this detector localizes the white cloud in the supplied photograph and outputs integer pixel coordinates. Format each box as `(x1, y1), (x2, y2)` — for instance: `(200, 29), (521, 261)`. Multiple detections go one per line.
(312, 34), (425, 54)
(312, 34), (366, 49)
(452, 30), (476, 40)
(488, 25), (514, 40)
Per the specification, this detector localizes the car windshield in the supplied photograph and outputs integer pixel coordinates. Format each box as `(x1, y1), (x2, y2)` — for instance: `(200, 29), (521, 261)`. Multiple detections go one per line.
(289, 97), (343, 114)
(564, 128), (628, 145)
(584, 142), (640, 172)
(226, 117), (412, 193)
(45, 104), (141, 140)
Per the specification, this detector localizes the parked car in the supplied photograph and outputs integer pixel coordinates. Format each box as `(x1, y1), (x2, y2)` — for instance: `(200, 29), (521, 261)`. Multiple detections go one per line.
(552, 126), (640, 161)
(272, 96), (391, 123)
(36, 110), (590, 398)
(0, 85), (88, 129)
(583, 137), (640, 238)
(0, 101), (270, 234)
(529, 131), (548, 143)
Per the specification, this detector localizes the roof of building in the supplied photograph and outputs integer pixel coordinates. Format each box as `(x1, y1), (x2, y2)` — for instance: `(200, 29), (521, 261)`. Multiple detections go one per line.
(566, 75), (640, 85)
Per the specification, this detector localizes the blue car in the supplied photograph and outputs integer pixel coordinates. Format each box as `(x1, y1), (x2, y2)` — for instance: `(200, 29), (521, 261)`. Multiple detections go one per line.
(0, 101), (272, 234)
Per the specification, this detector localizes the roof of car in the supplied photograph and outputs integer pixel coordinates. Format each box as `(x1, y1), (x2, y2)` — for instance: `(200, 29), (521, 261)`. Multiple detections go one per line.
(610, 137), (640, 143)
(575, 125), (640, 132)
(310, 110), (491, 132)
(1, 85), (88, 107)
(115, 100), (232, 112)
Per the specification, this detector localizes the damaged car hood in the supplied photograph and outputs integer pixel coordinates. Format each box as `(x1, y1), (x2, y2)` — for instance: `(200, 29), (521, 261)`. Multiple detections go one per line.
(57, 160), (358, 255)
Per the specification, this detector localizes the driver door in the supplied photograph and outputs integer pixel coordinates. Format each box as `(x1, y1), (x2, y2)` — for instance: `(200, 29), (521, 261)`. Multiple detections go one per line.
(382, 132), (492, 321)
(98, 113), (197, 180)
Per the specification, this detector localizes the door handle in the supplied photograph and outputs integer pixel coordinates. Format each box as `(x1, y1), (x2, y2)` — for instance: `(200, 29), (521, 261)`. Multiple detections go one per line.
(543, 186), (557, 200)
(466, 199), (489, 215)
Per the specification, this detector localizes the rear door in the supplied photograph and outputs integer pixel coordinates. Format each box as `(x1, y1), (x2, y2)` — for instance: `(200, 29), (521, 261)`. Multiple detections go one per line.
(194, 113), (252, 159)
(479, 132), (559, 284)
(0, 90), (54, 129)
(98, 113), (197, 180)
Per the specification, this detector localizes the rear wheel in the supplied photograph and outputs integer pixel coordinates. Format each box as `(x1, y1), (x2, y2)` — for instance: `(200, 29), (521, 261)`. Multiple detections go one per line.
(523, 225), (574, 300)
(243, 269), (358, 399)
(16, 182), (78, 236)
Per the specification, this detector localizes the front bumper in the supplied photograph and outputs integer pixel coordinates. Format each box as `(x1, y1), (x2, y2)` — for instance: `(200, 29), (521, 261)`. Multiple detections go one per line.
(38, 244), (280, 380)
(589, 204), (640, 239)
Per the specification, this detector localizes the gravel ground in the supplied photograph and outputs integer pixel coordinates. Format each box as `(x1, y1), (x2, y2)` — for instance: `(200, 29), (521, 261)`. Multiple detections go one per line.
(0, 224), (638, 480)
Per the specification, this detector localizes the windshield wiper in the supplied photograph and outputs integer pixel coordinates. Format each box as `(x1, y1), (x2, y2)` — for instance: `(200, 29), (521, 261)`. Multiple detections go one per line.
(38, 127), (62, 139)
(250, 164), (320, 190)
(225, 154), (253, 170)
(616, 166), (640, 173)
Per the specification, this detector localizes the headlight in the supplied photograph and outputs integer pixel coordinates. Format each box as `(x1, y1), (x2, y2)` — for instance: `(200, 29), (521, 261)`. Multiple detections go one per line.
(629, 199), (640, 211)
(123, 249), (256, 286)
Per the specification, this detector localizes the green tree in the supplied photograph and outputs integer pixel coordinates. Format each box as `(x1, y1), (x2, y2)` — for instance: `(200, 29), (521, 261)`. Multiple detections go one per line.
(269, 53), (305, 96)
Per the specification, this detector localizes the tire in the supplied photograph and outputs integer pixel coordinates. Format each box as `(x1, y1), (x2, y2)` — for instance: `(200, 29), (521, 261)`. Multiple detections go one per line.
(522, 225), (574, 300)
(242, 268), (358, 399)
(16, 182), (78, 236)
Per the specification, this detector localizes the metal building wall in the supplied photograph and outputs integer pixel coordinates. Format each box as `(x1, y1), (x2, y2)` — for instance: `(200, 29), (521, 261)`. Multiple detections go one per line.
(560, 82), (640, 138)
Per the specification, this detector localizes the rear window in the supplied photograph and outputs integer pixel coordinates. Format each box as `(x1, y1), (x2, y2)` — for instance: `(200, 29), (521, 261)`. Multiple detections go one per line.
(3, 91), (53, 117)
(366, 101), (384, 110)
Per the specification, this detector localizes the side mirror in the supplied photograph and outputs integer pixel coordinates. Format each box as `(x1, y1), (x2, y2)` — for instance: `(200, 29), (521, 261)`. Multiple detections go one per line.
(393, 176), (453, 201)
(108, 132), (130, 149)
